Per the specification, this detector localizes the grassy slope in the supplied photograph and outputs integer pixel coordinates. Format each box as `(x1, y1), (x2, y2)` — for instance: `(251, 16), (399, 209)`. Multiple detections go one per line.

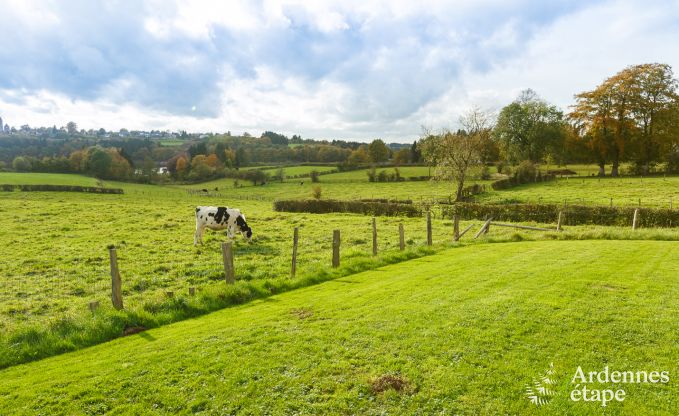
(0, 172), (99, 186)
(478, 176), (679, 208)
(0, 240), (677, 415)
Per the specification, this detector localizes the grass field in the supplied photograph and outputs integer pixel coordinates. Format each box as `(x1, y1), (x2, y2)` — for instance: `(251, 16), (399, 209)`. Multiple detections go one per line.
(0, 172), (100, 186)
(3, 170), (679, 370)
(272, 165), (338, 177)
(479, 176), (679, 208)
(187, 175), (464, 200)
(1, 240), (677, 415)
(0, 173), (472, 367)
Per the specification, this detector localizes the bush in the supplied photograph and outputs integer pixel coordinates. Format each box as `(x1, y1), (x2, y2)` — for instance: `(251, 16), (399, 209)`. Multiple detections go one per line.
(442, 202), (679, 228)
(310, 170), (320, 183)
(367, 167), (377, 182)
(274, 199), (422, 217)
(312, 186), (322, 199)
(480, 165), (491, 180)
(495, 161), (505, 174)
(0, 184), (123, 194)
(12, 156), (32, 172)
(514, 160), (537, 183)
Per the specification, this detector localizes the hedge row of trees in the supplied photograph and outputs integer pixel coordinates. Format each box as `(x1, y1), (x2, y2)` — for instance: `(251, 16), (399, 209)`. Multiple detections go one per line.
(443, 203), (679, 228)
(11, 147), (135, 180)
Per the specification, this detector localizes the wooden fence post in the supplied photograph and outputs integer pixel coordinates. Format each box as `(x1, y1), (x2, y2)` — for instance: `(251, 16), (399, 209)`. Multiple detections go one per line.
(557, 211), (563, 231)
(372, 217), (378, 256)
(332, 230), (340, 268)
(399, 223), (405, 251)
(474, 218), (493, 239)
(291, 227), (299, 278)
(88, 301), (100, 312)
(109, 248), (123, 310)
(632, 208), (639, 230)
(221, 242), (235, 284)
(453, 214), (460, 241)
(426, 210), (432, 246)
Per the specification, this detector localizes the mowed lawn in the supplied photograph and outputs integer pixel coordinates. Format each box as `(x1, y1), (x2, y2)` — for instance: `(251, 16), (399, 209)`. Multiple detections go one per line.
(480, 175), (679, 208)
(0, 240), (677, 415)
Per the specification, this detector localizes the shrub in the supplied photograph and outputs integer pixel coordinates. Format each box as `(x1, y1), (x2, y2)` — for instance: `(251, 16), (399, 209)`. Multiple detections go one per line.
(367, 166), (376, 182)
(495, 161), (505, 174)
(480, 165), (491, 180)
(310, 170), (320, 183)
(0, 184), (123, 194)
(274, 199), (422, 217)
(442, 203), (679, 228)
(12, 156), (32, 172)
(514, 160), (537, 183)
(312, 186), (322, 199)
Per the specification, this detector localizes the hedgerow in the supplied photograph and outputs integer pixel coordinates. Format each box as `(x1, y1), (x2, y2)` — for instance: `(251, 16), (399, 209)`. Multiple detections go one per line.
(273, 199), (422, 217)
(442, 203), (679, 227)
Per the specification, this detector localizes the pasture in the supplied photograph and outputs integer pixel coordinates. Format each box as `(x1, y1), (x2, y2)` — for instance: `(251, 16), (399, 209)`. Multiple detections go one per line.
(479, 175), (679, 208)
(2, 170), (679, 371)
(1, 240), (677, 415)
(0, 173), (469, 367)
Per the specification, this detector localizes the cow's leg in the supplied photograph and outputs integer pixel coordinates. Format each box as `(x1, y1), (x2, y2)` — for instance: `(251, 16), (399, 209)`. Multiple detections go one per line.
(226, 225), (235, 239)
(194, 224), (204, 246)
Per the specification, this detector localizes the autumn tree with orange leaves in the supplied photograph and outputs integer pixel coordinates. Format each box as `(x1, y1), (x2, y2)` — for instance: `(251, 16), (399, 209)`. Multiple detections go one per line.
(569, 63), (678, 176)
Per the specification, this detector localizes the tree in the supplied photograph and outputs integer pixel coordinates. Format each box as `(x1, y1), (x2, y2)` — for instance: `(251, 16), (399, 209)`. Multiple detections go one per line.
(368, 139), (390, 163)
(493, 89), (566, 164)
(87, 148), (113, 178)
(176, 156), (189, 179)
(393, 148), (410, 165)
(348, 146), (370, 166)
(66, 121), (78, 135)
(12, 156), (32, 172)
(262, 131), (289, 145)
(628, 63), (679, 174)
(420, 108), (491, 201)
(235, 147), (248, 168)
(570, 84), (617, 176)
(569, 63), (678, 176)
(409, 141), (421, 163)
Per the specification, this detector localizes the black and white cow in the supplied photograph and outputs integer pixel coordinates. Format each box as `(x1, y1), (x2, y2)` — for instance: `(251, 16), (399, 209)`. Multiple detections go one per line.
(194, 206), (253, 246)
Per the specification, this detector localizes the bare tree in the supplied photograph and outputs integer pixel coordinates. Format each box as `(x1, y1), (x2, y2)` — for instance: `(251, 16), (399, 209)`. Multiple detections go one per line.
(420, 107), (493, 201)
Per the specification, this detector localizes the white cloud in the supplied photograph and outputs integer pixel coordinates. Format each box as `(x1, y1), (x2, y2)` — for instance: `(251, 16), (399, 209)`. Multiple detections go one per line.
(1, 0), (679, 141)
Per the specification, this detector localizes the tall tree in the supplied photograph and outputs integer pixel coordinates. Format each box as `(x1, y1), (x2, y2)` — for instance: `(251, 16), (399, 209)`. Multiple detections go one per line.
(628, 63), (679, 173)
(66, 121), (78, 135)
(420, 108), (491, 201)
(493, 89), (565, 164)
(368, 139), (390, 163)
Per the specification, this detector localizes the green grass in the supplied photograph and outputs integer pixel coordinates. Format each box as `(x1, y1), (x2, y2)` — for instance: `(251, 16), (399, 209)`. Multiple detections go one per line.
(4, 172), (679, 371)
(272, 165), (338, 177)
(185, 175), (464, 200)
(0, 174), (470, 367)
(1, 240), (677, 415)
(0, 172), (100, 186)
(480, 176), (679, 208)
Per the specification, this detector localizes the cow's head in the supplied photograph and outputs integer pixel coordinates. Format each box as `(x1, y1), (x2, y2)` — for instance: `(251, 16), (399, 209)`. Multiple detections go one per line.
(236, 214), (253, 242)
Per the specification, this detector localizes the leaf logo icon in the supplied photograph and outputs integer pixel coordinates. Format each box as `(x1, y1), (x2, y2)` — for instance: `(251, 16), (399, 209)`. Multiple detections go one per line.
(526, 363), (556, 406)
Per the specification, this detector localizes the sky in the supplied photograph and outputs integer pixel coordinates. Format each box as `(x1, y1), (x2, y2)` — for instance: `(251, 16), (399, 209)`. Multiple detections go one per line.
(1, 0), (679, 142)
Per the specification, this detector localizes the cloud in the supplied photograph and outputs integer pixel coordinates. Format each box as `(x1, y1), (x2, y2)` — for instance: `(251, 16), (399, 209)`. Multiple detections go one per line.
(1, 0), (678, 140)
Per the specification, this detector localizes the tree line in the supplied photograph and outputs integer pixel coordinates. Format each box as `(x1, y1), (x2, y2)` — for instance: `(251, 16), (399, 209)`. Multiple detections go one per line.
(419, 63), (679, 201)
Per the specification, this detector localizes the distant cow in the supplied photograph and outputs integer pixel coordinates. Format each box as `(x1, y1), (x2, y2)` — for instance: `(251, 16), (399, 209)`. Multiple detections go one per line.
(194, 206), (253, 246)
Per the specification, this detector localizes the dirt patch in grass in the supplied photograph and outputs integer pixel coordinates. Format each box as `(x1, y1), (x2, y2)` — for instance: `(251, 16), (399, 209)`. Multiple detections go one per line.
(290, 307), (313, 320)
(122, 326), (147, 336)
(369, 374), (412, 394)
